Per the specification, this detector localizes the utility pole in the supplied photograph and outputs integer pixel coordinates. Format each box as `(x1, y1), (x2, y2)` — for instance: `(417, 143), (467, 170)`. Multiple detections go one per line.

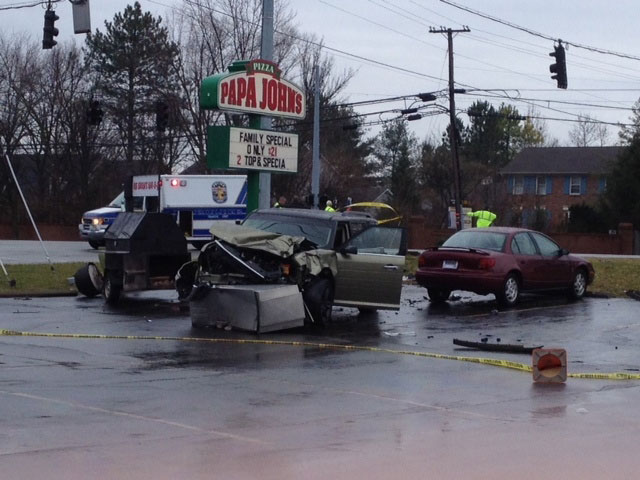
(429, 26), (469, 230)
(311, 65), (320, 209)
(257, 0), (274, 209)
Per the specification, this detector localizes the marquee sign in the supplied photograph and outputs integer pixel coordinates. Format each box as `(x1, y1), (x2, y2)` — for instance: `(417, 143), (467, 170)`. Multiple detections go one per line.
(208, 126), (298, 174)
(201, 59), (306, 119)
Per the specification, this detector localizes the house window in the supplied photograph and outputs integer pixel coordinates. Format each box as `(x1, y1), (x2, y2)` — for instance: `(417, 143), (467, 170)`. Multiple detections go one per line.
(598, 177), (607, 193)
(569, 176), (581, 195)
(513, 176), (524, 195)
(536, 176), (547, 195)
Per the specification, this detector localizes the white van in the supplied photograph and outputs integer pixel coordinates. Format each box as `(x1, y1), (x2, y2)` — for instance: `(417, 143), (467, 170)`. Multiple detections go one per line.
(78, 175), (248, 249)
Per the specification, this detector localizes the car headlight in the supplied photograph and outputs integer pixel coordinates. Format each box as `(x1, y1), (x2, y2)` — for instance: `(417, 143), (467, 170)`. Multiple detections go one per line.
(92, 218), (103, 226)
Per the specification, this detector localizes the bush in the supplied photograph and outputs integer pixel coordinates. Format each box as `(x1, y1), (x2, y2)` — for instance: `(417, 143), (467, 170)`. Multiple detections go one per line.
(568, 203), (608, 233)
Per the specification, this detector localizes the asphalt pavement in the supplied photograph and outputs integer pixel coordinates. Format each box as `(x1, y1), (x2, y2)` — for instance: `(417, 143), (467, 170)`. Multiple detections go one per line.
(1, 285), (640, 479)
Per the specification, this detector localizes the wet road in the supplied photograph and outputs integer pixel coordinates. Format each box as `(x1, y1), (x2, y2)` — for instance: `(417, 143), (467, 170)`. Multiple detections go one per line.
(1, 287), (640, 479)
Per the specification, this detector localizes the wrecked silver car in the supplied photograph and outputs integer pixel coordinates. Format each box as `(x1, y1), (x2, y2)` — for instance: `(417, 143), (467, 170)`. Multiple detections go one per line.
(176, 208), (407, 332)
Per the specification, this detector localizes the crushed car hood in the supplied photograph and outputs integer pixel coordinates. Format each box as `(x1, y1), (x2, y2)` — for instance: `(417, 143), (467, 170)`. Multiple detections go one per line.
(209, 223), (308, 257)
(209, 223), (337, 277)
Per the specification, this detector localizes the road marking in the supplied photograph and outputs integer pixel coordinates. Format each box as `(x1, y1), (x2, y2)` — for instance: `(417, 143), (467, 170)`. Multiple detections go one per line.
(0, 389), (267, 445)
(2, 328), (639, 380)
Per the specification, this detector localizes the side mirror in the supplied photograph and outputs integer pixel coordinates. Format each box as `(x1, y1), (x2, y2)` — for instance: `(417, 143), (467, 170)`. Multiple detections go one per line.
(558, 248), (569, 257)
(340, 245), (358, 255)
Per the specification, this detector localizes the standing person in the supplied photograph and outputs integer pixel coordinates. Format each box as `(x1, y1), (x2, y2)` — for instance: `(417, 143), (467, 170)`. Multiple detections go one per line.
(273, 196), (286, 208)
(467, 207), (496, 228)
(325, 200), (336, 212)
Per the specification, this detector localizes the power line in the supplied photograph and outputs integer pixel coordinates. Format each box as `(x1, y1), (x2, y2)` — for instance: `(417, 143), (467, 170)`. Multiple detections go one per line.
(379, 0), (640, 89)
(0, 0), (60, 10)
(148, 0), (633, 132)
(153, 0), (450, 84)
(463, 91), (634, 111)
(440, 0), (640, 62)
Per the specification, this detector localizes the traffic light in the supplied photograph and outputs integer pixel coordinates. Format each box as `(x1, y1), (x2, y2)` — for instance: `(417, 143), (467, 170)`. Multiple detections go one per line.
(155, 100), (169, 131)
(42, 8), (59, 50)
(87, 100), (103, 125)
(549, 42), (568, 89)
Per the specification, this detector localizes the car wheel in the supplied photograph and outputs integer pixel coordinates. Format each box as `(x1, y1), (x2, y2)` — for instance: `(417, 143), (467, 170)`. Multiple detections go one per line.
(428, 288), (451, 304)
(74, 262), (103, 297)
(88, 240), (102, 249)
(103, 272), (122, 304)
(305, 278), (334, 326)
(568, 268), (587, 300)
(497, 274), (520, 307)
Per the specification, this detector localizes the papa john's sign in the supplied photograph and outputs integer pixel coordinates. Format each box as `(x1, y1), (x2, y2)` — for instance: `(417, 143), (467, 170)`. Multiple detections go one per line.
(200, 59), (306, 119)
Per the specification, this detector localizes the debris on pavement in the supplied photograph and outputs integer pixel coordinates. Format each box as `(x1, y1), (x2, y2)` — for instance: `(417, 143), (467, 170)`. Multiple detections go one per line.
(453, 338), (543, 354)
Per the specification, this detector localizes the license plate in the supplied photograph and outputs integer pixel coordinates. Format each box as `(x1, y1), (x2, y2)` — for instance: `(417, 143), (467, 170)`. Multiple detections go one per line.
(442, 260), (458, 270)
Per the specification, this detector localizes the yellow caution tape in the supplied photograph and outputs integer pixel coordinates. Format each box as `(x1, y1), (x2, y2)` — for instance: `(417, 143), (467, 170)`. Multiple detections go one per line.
(1, 329), (639, 380)
(339, 202), (403, 225)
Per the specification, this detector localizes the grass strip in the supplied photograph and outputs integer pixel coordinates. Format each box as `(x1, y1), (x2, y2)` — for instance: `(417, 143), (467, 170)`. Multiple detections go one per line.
(0, 262), (84, 296)
(0, 257), (638, 299)
(405, 254), (640, 299)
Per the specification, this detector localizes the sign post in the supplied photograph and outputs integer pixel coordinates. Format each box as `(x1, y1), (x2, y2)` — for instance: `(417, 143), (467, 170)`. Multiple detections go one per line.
(200, 59), (306, 212)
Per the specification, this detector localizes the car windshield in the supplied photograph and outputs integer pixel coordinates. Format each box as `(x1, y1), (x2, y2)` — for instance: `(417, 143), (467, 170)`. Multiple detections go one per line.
(108, 192), (125, 208)
(242, 216), (333, 248)
(107, 192), (143, 210)
(442, 230), (507, 252)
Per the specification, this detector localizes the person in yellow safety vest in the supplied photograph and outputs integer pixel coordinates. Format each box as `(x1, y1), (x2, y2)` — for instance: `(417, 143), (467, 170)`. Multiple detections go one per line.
(467, 208), (496, 228)
(325, 200), (336, 212)
(273, 196), (286, 208)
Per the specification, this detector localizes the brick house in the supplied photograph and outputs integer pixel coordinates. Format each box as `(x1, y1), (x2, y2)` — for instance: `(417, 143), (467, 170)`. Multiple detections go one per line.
(499, 146), (623, 230)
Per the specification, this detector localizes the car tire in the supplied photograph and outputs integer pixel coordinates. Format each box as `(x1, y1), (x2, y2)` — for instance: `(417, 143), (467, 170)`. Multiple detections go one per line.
(88, 240), (102, 250)
(497, 273), (520, 307)
(103, 271), (122, 304)
(305, 278), (334, 326)
(568, 268), (587, 300)
(428, 288), (451, 304)
(74, 262), (103, 297)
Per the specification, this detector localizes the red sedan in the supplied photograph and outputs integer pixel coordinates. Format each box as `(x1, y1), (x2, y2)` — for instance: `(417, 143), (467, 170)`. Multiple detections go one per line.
(415, 227), (595, 306)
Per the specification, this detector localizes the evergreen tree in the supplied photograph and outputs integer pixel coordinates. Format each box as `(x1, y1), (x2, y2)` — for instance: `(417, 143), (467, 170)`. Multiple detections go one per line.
(85, 2), (180, 172)
(618, 98), (640, 145)
(601, 139), (640, 228)
(372, 118), (419, 214)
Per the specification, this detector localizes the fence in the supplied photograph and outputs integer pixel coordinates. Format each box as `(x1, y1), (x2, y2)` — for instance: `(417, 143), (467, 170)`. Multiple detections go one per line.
(407, 217), (635, 255)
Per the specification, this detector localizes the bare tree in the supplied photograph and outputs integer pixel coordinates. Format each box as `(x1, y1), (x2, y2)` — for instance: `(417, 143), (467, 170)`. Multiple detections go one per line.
(272, 34), (361, 203)
(569, 114), (609, 146)
(170, 0), (298, 170)
(0, 33), (39, 231)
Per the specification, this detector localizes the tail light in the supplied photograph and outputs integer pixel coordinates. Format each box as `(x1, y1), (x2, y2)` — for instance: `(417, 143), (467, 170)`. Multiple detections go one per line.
(477, 257), (496, 270)
(281, 263), (291, 276)
(418, 255), (427, 268)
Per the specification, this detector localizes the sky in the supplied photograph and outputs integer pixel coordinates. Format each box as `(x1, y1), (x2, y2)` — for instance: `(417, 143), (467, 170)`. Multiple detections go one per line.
(2, 0), (639, 146)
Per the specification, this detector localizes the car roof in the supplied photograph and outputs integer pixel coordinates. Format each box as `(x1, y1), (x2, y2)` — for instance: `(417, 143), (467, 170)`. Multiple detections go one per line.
(248, 208), (377, 223)
(456, 227), (536, 235)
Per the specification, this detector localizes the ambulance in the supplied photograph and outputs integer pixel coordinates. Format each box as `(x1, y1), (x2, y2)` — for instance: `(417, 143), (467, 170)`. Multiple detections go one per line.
(78, 174), (248, 249)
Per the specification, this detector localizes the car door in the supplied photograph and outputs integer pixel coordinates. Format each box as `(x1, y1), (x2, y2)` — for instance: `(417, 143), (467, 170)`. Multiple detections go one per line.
(510, 232), (545, 289)
(529, 232), (572, 288)
(333, 226), (406, 310)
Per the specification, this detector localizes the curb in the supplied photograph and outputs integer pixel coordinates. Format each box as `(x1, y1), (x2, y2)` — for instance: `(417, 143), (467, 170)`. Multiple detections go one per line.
(0, 291), (77, 299)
